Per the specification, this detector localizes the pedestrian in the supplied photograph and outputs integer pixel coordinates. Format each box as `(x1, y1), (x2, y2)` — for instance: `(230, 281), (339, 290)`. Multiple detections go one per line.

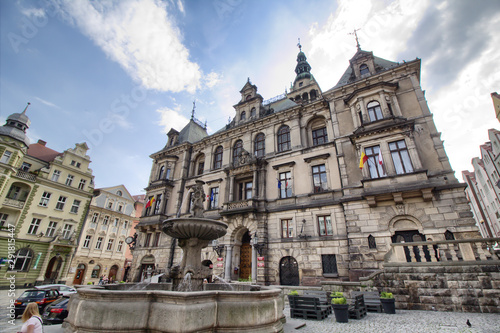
(98, 275), (103, 285)
(18, 302), (43, 333)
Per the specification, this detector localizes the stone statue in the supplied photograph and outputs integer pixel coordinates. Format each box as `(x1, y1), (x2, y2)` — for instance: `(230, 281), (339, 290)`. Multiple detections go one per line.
(191, 180), (205, 218)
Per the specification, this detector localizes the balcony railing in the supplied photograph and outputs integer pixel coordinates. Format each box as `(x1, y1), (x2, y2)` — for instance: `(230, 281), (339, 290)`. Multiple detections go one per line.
(222, 199), (257, 214)
(3, 198), (25, 209)
(14, 169), (37, 182)
(385, 238), (500, 264)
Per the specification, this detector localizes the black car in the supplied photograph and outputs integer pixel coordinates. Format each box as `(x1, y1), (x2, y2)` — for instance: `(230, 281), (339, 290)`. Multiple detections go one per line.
(42, 296), (70, 324)
(14, 289), (60, 317)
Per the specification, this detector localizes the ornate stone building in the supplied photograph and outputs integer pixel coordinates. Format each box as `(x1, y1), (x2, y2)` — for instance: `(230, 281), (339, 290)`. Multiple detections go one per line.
(130, 46), (478, 285)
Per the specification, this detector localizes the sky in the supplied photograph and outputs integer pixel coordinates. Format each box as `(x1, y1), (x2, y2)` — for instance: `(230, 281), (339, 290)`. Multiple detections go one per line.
(1, 0), (499, 195)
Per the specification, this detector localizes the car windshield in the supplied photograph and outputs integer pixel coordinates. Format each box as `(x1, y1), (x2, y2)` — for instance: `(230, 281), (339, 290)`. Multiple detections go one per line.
(20, 291), (45, 299)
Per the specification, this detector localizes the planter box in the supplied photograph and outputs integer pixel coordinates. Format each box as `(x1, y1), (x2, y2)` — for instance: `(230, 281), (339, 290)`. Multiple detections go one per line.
(332, 304), (349, 323)
(381, 298), (396, 314)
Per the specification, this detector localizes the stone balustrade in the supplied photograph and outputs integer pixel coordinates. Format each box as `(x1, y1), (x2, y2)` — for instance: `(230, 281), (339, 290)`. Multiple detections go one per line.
(15, 169), (36, 182)
(386, 238), (500, 264)
(3, 198), (25, 209)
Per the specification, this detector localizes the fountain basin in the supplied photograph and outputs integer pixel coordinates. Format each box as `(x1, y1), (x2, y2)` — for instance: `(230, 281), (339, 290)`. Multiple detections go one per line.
(64, 284), (284, 333)
(162, 217), (228, 240)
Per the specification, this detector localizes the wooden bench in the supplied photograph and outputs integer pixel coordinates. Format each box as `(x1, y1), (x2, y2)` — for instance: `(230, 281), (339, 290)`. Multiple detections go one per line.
(348, 294), (367, 319)
(289, 296), (330, 320)
(351, 291), (383, 313)
(303, 290), (332, 314)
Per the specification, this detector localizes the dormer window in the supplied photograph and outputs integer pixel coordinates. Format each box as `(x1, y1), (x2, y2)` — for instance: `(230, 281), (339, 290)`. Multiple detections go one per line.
(246, 95), (251, 100)
(367, 101), (383, 122)
(250, 107), (256, 118)
(360, 64), (369, 76)
(241, 111), (246, 121)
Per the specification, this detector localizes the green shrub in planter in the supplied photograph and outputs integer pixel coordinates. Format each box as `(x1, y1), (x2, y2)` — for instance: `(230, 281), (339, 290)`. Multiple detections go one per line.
(289, 290), (299, 296)
(87, 282), (92, 285)
(332, 296), (347, 305)
(330, 291), (344, 298)
(380, 292), (393, 299)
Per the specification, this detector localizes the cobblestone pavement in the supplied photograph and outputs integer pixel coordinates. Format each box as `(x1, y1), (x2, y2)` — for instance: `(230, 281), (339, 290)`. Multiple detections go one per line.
(2, 289), (499, 333)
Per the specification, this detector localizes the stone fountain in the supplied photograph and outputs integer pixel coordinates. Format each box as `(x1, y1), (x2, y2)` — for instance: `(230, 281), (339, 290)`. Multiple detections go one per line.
(63, 181), (284, 333)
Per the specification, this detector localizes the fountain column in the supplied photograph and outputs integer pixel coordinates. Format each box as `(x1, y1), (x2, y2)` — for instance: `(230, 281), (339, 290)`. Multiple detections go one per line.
(224, 245), (233, 281)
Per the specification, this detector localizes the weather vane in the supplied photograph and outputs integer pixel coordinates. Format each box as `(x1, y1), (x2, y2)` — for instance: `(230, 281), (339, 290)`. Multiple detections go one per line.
(22, 102), (31, 114)
(191, 100), (196, 120)
(297, 38), (302, 51)
(348, 29), (361, 50)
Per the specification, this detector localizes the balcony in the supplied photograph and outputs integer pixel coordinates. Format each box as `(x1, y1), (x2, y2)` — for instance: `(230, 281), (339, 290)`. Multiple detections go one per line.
(139, 214), (168, 227)
(145, 179), (174, 191)
(221, 199), (257, 216)
(14, 170), (37, 182)
(3, 198), (25, 209)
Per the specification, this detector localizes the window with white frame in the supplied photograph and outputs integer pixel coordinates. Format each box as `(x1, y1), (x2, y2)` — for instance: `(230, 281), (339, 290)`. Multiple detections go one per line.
(209, 187), (219, 209)
(279, 171), (292, 198)
(46, 221), (57, 237)
(39, 192), (51, 207)
(78, 179), (86, 190)
(0, 150), (12, 164)
(312, 164), (327, 193)
(28, 218), (41, 234)
(166, 168), (171, 179)
(318, 216), (333, 236)
(364, 146), (385, 179)
(281, 219), (293, 238)
(389, 140), (414, 174)
(51, 170), (61, 182)
(70, 200), (81, 214)
(106, 238), (114, 251)
(117, 240), (123, 252)
(95, 237), (103, 249)
(55, 196), (67, 210)
(91, 212), (99, 223)
(62, 224), (73, 239)
(0, 213), (8, 228)
(66, 174), (74, 186)
(83, 235), (92, 248)
(113, 218), (119, 227)
(103, 215), (109, 225)
(367, 101), (383, 122)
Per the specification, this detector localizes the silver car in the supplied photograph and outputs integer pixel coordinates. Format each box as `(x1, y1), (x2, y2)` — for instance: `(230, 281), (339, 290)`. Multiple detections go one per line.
(36, 284), (77, 296)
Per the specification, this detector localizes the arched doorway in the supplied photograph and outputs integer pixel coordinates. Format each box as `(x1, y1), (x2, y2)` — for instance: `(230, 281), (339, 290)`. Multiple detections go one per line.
(280, 256), (299, 286)
(239, 231), (252, 280)
(108, 265), (119, 282)
(73, 263), (86, 285)
(45, 256), (63, 283)
(138, 255), (155, 282)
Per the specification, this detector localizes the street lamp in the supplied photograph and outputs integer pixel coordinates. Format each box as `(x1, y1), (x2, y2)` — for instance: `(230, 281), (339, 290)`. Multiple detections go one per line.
(252, 233), (265, 256)
(212, 239), (225, 257)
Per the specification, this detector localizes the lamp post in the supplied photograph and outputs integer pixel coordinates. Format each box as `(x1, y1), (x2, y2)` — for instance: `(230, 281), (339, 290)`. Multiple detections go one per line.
(252, 234), (265, 256)
(212, 239), (225, 257)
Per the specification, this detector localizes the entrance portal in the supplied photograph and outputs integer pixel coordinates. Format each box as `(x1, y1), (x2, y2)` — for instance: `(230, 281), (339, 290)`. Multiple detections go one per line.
(45, 256), (63, 283)
(73, 264), (86, 285)
(280, 256), (299, 285)
(239, 231), (252, 280)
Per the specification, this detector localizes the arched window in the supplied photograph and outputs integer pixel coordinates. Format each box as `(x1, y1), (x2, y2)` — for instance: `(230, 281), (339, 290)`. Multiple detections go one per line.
(360, 64), (369, 75)
(246, 95), (251, 101)
(11, 248), (33, 272)
(367, 101), (383, 122)
(277, 125), (291, 152)
(195, 154), (205, 176)
(310, 118), (328, 146)
(116, 190), (122, 196)
(250, 107), (256, 118)
(158, 166), (164, 180)
(368, 235), (377, 249)
(254, 133), (265, 157)
(233, 140), (243, 162)
(213, 146), (223, 169)
(310, 90), (317, 100)
(240, 111), (246, 121)
(91, 265), (101, 278)
(302, 92), (309, 101)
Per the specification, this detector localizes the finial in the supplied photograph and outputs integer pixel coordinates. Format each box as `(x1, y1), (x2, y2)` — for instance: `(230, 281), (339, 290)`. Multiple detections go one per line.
(297, 38), (302, 51)
(348, 29), (361, 51)
(204, 120), (207, 129)
(191, 100), (195, 120)
(22, 102), (31, 115)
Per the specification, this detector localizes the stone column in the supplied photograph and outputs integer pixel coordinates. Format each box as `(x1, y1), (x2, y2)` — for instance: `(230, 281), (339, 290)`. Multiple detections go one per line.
(228, 175), (235, 202)
(379, 91), (390, 117)
(253, 170), (258, 198)
(251, 244), (257, 282)
(224, 245), (232, 281)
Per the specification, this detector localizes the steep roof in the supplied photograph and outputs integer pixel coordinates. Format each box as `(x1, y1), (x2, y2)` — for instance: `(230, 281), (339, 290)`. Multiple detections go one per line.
(178, 119), (208, 144)
(27, 140), (62, 162)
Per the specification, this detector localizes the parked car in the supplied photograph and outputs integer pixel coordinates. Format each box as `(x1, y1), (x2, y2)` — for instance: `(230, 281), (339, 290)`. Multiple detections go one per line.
(14, 289), (60, 317)
(41, 296), (70, 325)
(36, 284), (77, 296)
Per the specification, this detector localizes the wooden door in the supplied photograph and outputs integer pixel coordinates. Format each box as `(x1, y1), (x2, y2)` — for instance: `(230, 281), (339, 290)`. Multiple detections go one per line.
(73, 264), (86, 285)
(239, 243), (252, 279)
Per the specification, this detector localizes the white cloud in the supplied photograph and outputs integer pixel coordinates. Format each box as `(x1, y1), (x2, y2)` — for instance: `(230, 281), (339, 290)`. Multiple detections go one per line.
(21, 7), (47, 18)
(203, 72), (222, 88)
(34, 97), (60, 109)
(54, 0), (201, 93)
(156, 105), (189, 133)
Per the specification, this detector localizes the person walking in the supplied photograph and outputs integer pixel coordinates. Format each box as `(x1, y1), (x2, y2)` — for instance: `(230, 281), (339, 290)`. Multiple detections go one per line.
(18, 302), (43, 333)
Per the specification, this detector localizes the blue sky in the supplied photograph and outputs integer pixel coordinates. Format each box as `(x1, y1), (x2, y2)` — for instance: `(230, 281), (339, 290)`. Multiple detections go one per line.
(1, 0), (499, 195)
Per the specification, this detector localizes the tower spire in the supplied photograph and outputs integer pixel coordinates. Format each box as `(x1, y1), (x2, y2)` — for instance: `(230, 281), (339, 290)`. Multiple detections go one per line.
(22, 102), (31, 115)
(297, 38), (302, 51)
(349, 29), (361, 51)
(191, 100), (196, 120)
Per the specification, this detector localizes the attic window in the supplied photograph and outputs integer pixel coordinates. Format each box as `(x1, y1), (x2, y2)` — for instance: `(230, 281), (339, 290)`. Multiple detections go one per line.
(241, 111), (246, 121)
(246, 95), (251, 101)
(299, 82), (303, 87)
(360, 64), (369, 76)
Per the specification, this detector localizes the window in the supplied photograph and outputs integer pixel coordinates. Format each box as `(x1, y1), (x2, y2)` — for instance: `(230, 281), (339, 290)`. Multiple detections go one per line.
(117, 190), (122, 196)
(279, 171), (292, 198)
(106, 239), (114, 251)
(12, 248), (33, 272)
(166, 168), (171, 179)
(91, 212), (99, 223)
(39, 192), (51, 207)
(145, 196), (153, 216)
(197, 158), (204, 175)
(83, 235), (92, 248)
(95, 237), (103, 249)
(7, 186), (21, 200)
(0, 213), (9, 228)
(233, 140), (243, 163)
(123, 221), (129, 229)
(103, 216), (109, 225)
(318, 216), (333, 236)
(312, 164), (327, 193)
(238, 181), (253, 200)
(91, 265), (101, 278)
(78, 179), (86, 190)
(368, 235), (377, 249)
(153, 232), (161, 247)
(70, 160), (76, 166)
(117, 241), (124, 252)
(321, 254), (338, 275)
(389, 140), (414, 174)
(364, 146), (385, 179)
(154, 194), (162, 215)
(281, 219), (293, 238)
(55, 196), (67, 210)
(240, 111), (246, 121)
(70, 200), (81, 214)
(46, 221), (57, 237)
(21, 162), (31, 172)
(66, 175), (74, 186)
(250, 107), (256, 118)
(360, 64), (369, 75)
(158, 166), (165, 180)
(1, 150), (12, 164)
(213, 146), (223, 169)
(254, 133), (265, 157)
(113, 218), (119, 227)
(209, 187), (219, 209)
(312, 127), (328, 146)
(107, 202), (113, 209)
(28, 218), (41, 234)
(144, 233), (152, 247)
(51, 170), (61, 182)
(367, 101), (383, 122)
(118, 205), (123, 212)
(62, 224), (73, 239)
(277, 125), (291, 152)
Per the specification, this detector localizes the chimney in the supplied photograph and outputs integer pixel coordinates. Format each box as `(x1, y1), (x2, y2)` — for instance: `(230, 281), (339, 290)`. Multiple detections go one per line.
(37, 139), (46, 146)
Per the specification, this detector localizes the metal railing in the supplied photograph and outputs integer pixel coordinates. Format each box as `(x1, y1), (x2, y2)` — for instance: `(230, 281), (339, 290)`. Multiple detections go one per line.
(15, 169), (36, 182)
